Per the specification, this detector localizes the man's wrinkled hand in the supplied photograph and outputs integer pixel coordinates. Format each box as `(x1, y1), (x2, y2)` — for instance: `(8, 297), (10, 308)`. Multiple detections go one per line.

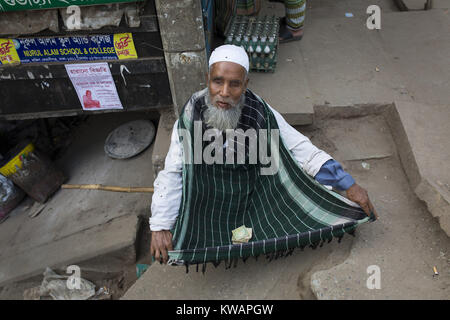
(150, 230), (173, 264)
(346, 183), (378, 219)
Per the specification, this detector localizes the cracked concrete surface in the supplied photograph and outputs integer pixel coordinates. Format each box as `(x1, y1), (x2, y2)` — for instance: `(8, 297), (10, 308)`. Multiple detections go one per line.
(122, 110), (449, 300)
(308, 112), (450, 299)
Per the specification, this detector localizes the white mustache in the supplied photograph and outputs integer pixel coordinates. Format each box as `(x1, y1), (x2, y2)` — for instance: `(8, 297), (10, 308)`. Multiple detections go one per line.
(212, 95), (239, 107)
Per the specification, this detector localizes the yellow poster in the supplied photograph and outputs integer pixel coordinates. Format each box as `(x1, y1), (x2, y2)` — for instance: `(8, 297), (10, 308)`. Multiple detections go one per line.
(113, 33), (138, 60)
(0, 38), (20, 65)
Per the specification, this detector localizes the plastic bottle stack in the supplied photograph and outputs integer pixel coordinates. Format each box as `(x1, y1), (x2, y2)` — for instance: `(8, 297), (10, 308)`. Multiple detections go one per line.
(224, 15), (279, 72)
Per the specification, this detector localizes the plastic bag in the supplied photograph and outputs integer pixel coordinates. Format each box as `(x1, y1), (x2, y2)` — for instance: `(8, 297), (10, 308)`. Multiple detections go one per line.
(40, 267), (96, 300)
(0, 174), (25, 219)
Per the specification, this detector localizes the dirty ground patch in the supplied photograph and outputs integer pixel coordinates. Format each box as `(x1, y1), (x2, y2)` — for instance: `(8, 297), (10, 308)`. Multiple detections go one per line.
(306, 113), (450, 299)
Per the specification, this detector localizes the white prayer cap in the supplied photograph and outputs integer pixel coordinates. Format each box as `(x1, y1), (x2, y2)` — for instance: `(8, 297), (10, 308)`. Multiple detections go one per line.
(209, 44), (249, 72)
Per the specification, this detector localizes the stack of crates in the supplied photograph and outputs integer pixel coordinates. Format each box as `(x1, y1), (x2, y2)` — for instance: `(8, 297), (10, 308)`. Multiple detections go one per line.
(224, 15), (279, 73)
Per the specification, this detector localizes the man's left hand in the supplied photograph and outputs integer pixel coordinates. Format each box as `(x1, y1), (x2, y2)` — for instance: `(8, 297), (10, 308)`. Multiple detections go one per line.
(346, 183), (378, 219)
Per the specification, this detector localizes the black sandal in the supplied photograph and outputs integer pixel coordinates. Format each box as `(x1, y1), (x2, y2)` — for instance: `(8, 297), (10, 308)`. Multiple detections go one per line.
(279, 21), (303, 43)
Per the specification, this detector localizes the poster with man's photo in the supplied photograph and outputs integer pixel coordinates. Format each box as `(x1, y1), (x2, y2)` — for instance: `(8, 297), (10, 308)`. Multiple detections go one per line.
(65, 62), (123, 111)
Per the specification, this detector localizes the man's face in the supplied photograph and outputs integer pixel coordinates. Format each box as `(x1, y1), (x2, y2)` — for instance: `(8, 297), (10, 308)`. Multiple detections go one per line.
(207, 61), (249, 110)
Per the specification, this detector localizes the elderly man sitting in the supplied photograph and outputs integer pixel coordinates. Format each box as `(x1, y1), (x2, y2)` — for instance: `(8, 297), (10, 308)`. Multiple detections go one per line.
(150, 45), (376, 264)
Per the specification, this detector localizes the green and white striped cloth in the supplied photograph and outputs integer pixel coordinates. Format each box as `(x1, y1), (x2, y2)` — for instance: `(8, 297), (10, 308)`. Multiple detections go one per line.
(285, 0), (306, 30)
(168, 89), (375, 268)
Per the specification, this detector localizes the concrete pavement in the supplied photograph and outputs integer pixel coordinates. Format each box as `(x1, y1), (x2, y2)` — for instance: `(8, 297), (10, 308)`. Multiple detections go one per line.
(123, 105), (450, 300)
(123, 1), (450, 299)
(386, 101), (450, 237)
(0, 111), (157, 287)
(1, 0), (449, 299)
(250, 0), (450, 124)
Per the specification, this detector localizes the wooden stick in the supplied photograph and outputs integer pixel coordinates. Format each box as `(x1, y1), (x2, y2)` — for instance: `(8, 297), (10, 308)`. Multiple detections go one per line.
(61, 184), (154, 193)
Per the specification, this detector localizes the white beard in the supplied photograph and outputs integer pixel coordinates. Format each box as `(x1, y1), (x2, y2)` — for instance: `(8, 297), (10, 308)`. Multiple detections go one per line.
(204, 92), (245, 131)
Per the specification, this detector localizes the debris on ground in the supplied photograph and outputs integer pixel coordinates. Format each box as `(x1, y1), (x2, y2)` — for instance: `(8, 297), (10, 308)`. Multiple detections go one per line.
(23, 286), (42, 300)
(37, 267), (96, 300)
(433, 266), (439, 277)
(0, 174), (25, 220)
(28, 202), (46, 219)
(361, 162), (370, 170)
(91, 286), (112, 300)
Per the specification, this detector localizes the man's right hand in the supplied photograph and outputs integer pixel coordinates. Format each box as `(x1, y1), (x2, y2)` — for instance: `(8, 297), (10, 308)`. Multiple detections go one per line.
(150, 230), (173, 264)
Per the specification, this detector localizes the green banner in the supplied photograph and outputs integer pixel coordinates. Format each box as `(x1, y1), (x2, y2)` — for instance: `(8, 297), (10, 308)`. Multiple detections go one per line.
(0, 0), (144, 13)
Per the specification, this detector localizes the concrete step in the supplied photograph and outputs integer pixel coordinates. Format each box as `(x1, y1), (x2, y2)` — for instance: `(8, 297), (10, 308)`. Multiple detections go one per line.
(300, 9), (450, 107)
(400, 0), (450, 10)
(386, 100), (450, 237)
(125, 105), (450, 300)
(248, 41), (315, 126)
(263, 5), (449, 108)
(306, 106), (450, 299)
(402, 0), (429, 10)
(0, 112), (156, 287)
(0, 214), (140, 286)
(251, 4), (450, 125)
(248, 0), (314, 125)
(122, 238), (350, 300)
(151, 108), (177, 177)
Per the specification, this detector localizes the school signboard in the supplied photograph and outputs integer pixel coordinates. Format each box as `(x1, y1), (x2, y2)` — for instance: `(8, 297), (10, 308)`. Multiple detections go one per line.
(0, 0), (144, 13)
(0, 33), (138, 65)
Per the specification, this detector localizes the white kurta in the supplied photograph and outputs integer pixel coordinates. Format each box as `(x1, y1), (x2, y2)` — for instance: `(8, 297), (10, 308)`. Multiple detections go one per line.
(149, 104), (333, 231)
